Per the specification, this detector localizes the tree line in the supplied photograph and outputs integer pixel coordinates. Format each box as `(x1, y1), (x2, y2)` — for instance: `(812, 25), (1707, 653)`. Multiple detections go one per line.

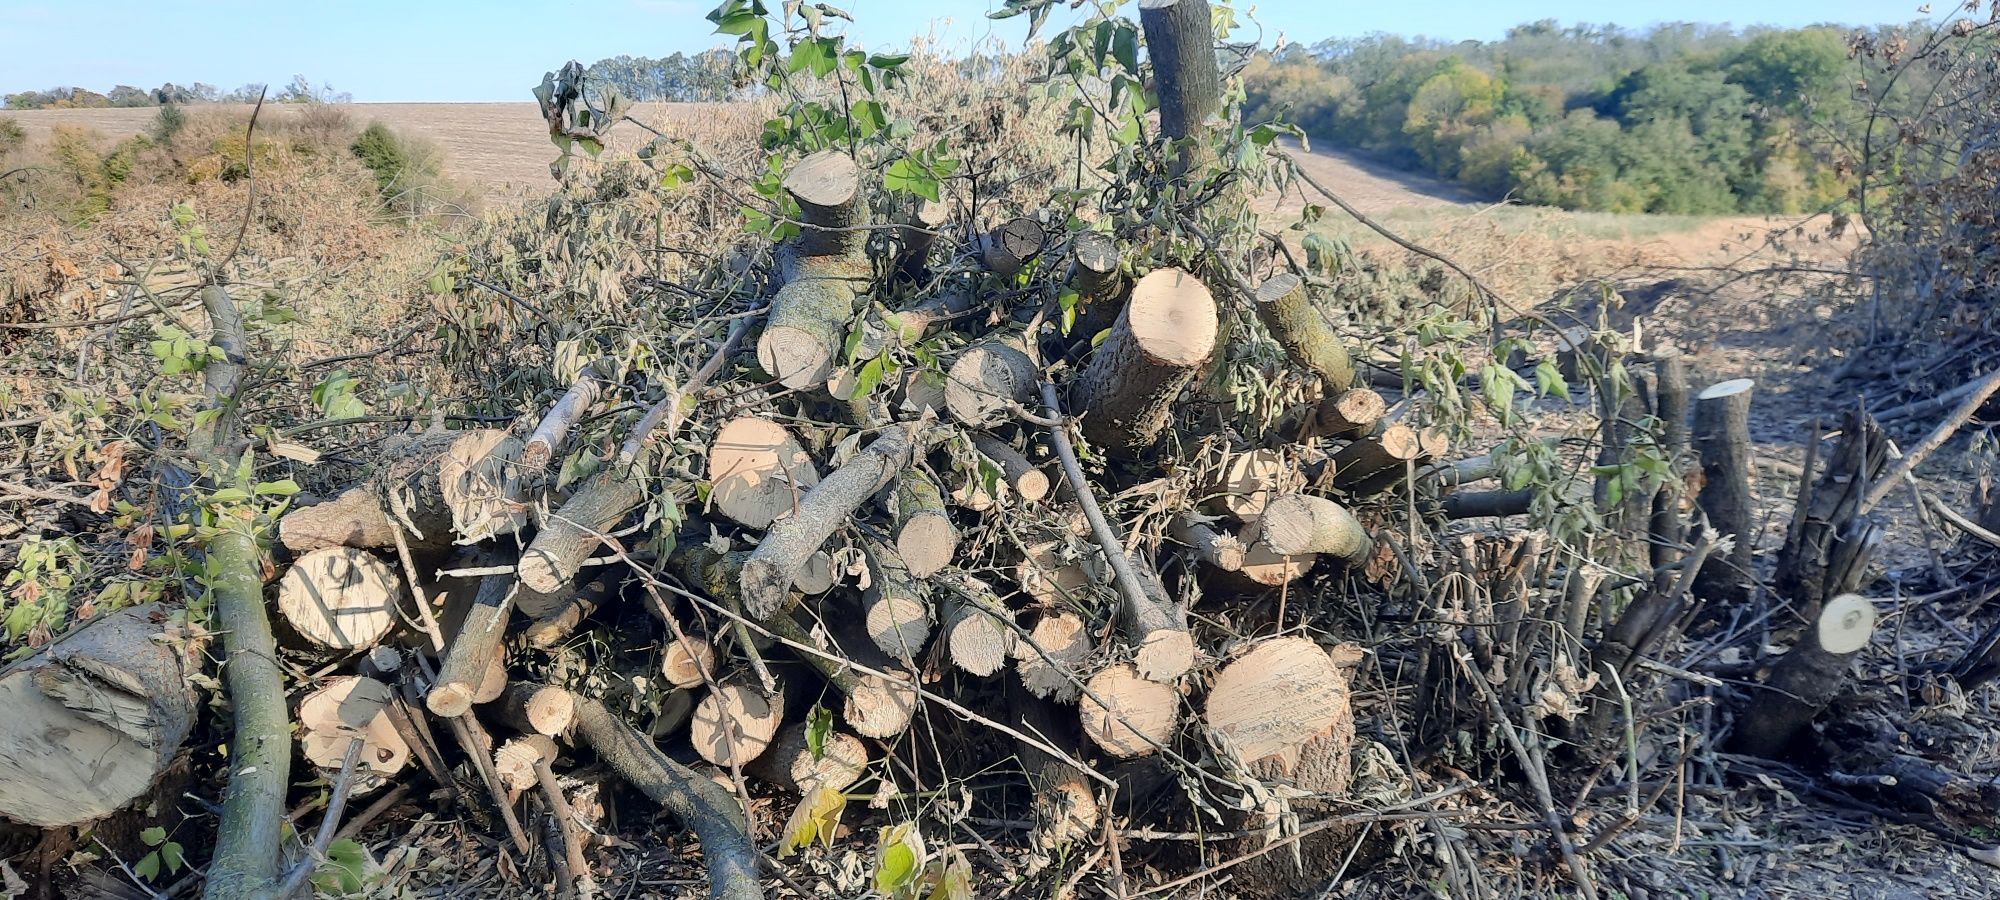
(582, 51), (736, 102)
(5, 75), (350, 110)
(1245, 20), (1875, 215)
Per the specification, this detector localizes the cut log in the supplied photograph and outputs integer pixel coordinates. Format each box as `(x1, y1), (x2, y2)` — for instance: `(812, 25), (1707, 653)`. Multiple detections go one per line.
(887, 470), (957, 578)
(495, 734), (559, 792)
(428, 574), (514, 717)
(1327, 424), (1421, 494)
(275, 547), (404, 653)
(277, 428), (527, 553)
(519, 466), (644, 594)
(1078, 664), (1180, 758)
(1173, 514), (1245, 572)
(1314, 388), (1385, 440)
(1442, 488), (1535, 519)
(707, 416), (821, 530)
(0, 604), (198, 827)
(768, 610), (921, 740)
(1692, 379), (1757, 609)
(937, 574), (1018, 677)
(741, 423), (920, 620)
(795, 550), (837, 596)
(1730, 593), (1876, 758)
(945, 331), (1039, 428)
(747, 722), (869, 793)
(521, 568), (623, 650)
(1072, 268), (1218, 454)
(1117, 560), (1196, 683)
(1010, 683), (1100, 854)
(1208, 448), (1285, 519)
(758, 151), (864, 389)
(1015, 610), (1094, 702)
(296, 676), (411, 795)
(971, 432), (1050, 503)
(1256, 493), (1370, 562)
(1067, 230), (1124, 339)
(496, 683), (578, 737)
(521, 360), (609, 470)
(786, 149), (863, 255)
(883, 291), (976, 345)
(1139, 0), (1223, 170)
(861, 539), (933, 665)
(689, 681), (785, 769)
(1255, 272), (1354, 394)
(662, 633), (719, 690)
(980, 217), (1047, 278)
(1205, 637), (1354, 778)
(1224, 519), (1317, 589)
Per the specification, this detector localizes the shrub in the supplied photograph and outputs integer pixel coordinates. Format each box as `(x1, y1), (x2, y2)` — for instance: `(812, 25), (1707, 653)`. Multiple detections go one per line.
(149, 104), (186, 143)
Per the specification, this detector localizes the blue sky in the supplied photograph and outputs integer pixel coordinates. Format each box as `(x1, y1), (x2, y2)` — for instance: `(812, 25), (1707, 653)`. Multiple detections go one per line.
(0, 0), (1936, 102)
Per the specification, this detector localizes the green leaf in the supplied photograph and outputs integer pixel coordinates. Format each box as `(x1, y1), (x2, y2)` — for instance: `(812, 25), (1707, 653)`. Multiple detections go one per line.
(141, 826), (167, 847)
(875, 823), (924, 894)
(883, 157), (940, 202)
(208, 487), (251, 504)
(162, 841), (185, 874)
(254, 480), (301, 497)
(314, 837), (368, 894)
(778, 783), (847, 858)
(852, 355), (887, 400)
(134, 851), (160, 882)
(868, 53), (910, 69)
(806, 704), (833, 759)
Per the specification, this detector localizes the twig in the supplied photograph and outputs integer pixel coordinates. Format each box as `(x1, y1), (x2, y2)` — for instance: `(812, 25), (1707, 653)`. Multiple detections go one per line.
(616, 315), (755, 468)
(276, 737), (364, 898)
(215, 88), (267, 279)
(1861, 367), (2000, 514)
(1034, 382), (1168, 649)
(535, 757), (598, 899)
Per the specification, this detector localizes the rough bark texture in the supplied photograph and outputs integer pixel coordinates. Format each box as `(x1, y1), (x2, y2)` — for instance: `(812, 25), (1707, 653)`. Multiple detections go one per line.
(567, 692), (764, 900)
(1010, 681), (1101, 854)
(1073, 268), (1218, 454)
(0, 604), (197, 827)
(740, 424), (918, 620)
(1730, 594), (1876, 758)
(1068, 230), (1124, 339)
(759, 151), (864, 389)
(520, 465), (646, 594)
(277, 428), (527, 553)
(980, 217), (1047, 277)
(1692, 379), (1757, 609)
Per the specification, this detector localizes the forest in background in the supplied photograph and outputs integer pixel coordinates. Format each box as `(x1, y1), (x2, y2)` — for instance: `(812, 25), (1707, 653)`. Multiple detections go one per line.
(1245, 20), (1889, 214)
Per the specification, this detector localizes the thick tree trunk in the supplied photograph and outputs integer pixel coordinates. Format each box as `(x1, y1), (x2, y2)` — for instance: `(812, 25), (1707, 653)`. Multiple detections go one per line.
(519, 466), (646, 594)
(1692, 379), (1757, 609)
(1140, 0), (1222, 155)
(0, 604), (197, 827)
(277, 428), (528, 553)
(1072, 268), (1218, 454)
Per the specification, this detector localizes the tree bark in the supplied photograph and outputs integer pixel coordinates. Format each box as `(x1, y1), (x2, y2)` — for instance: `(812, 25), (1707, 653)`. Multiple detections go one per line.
(1692, 379), (1757, 609)
(1140, 0), (1222, 163)
(887, 470), (957, 578)
(1072, 268), (1218, 454)
(1730, 594), (1876, 758)
(1255, 272), (1354, 394)
(428, 574), (515, 717)
(740, 423), (919, 620)
(1776, 409), (1887, 621)
(758, 150), (864, 389)
(0, 604), (197, 827)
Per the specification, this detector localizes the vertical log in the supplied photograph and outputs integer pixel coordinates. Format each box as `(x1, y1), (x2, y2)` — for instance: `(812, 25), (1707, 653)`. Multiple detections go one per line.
(1139, 0), (1222, 158)
(1692, 379), (1757, 609)
(1255, 272), (1354, 394)
(758, 150), (865, 390)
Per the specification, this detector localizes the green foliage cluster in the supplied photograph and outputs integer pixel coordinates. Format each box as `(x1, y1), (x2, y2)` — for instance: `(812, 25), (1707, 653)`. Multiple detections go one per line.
(583, 51), (736, 102)
(47, 125), (150, 224)
(350, 121), (445, 204)
(1246, 20), (1861, 214)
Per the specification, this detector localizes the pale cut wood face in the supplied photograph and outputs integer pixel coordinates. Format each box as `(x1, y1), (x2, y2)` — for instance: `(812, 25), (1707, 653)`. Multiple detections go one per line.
(1127, 267), (1218, 366)
(1206, 637), (1350, 774)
